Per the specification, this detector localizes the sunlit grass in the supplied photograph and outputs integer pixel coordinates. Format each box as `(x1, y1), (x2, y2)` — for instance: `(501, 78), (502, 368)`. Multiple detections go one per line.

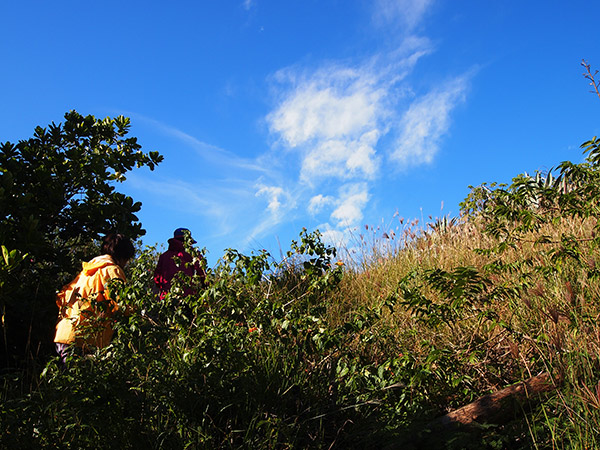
(325, 211), (600, 447)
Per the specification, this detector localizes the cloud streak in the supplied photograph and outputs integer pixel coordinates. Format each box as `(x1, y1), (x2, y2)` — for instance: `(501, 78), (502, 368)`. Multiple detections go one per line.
(125, 112), (271, 175)
(125, 174), (240, 238)
(391, 76), (468, 166)
(373, 0), (435, 32)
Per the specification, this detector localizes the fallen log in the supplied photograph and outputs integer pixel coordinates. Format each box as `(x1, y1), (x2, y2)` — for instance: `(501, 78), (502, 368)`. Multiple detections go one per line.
(385, 372), (560, 449)
(434, 371), (558, 428)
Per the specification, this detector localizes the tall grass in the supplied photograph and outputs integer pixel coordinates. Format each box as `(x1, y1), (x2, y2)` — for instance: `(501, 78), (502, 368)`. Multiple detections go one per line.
(330, 211), (600, 448)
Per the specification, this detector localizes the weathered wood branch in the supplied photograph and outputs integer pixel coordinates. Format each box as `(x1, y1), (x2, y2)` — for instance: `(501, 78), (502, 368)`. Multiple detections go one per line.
(386, 372), (560, 449)
(433, 372), (558, 428)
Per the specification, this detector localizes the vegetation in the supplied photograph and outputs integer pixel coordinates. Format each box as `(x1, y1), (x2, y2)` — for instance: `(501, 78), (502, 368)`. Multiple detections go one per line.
(2, 64), (600, 448)
(0, 111), (162, 368)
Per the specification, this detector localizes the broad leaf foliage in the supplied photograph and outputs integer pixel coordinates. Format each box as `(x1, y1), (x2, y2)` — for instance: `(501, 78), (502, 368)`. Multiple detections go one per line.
(0, 111), (162, 367)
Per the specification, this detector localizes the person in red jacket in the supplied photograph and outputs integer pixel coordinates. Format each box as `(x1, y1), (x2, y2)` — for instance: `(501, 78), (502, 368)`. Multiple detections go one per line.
(153, 228), (206, 299)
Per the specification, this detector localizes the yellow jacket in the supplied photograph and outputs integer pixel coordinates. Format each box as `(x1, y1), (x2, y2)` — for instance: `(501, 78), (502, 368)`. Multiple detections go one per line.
(54, 255), (126, 348)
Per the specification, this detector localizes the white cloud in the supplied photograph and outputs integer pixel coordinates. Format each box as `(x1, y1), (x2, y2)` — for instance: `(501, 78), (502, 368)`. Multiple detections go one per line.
(245, 184), (300, 247)
(264, 22), (468, 241)
(391, 75), (467, 166)
(330, 183), (370, 228)
(301, 130), (380, 182)
(255, 185), (289, 213)
(267, 63), (393, 189)
(373, 0), (434, 32)
(308, 194), (335, 215)
(127, 0), (464, 252)
(266, 39), (436, 187)
(268, 66), (385, 147)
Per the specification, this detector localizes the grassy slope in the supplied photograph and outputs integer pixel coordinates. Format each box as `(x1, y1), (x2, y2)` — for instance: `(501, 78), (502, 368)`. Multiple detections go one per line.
(329, 211), (600, 448)
(2, 206), (600, 449)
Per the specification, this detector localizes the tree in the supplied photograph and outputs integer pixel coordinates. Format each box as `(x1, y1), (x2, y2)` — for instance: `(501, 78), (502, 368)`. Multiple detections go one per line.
(0, 110), (163, 367)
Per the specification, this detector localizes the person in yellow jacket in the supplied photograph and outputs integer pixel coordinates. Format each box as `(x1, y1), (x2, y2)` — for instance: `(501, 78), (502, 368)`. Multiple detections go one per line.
(54, 233), (135, 363)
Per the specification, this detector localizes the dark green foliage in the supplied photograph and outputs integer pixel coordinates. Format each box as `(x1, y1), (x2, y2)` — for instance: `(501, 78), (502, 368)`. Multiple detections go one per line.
(0, 230), (402, 449)
(460, 135), (600, 247)
(0, 229), (476, 449)
(0, 111), (163, 368)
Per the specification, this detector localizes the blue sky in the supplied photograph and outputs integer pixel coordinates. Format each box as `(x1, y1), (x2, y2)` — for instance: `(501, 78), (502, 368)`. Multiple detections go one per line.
(2, 1), (600, 264)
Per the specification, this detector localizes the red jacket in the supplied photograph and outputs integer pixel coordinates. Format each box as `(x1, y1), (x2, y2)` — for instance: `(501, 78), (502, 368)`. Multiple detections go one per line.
(154, 238), (205, 298)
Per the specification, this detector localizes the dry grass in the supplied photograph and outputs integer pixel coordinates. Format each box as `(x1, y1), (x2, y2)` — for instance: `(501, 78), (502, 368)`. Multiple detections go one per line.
(328, 212), (600, 415)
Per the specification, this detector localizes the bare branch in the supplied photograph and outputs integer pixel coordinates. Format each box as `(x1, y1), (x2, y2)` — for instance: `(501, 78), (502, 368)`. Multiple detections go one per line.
(582, 59), (600, 100)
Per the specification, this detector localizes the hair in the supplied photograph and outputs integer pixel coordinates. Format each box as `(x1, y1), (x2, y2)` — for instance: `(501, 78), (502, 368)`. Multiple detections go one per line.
(101, 233), (135, 263)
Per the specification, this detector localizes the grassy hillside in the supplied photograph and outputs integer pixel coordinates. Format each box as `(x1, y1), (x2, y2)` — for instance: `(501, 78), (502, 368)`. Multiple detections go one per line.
(4, 139), (600, 448)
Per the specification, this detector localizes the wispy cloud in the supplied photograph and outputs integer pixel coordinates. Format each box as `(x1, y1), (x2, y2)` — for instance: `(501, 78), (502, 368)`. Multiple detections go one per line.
(265, 25), (450, 238)
(319, 226), (347, 250)
(125, 174), (240, 238)
(391, 75), (468, 166)
(268, 66), (385, 147)
(373, 0), (435, 32)
(255, 184), (292, 214)
(301, 131), (380, 182)
(308, 194), (335, 215)
(245, 183), (300, 246)
(125, 112), (270, 175)
(330, 183), (370, 228)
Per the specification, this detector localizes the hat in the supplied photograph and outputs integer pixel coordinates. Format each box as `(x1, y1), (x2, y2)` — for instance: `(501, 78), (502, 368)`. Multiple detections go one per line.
(173, 227), (196, 243)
